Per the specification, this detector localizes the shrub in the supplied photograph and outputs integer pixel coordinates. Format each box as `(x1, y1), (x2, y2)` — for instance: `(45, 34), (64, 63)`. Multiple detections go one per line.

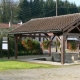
(42, 40), (50, 49)
(53, 40), (60, 47)
(21, 38), (43, 55)
(22, 39), (33, 50)
(68, 41), (77, 50)
(32, 40), (40, 49)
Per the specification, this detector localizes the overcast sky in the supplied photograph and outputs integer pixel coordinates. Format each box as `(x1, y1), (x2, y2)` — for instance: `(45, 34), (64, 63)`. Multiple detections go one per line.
(15, 0), (80, 6)
(59, 0), (80, 6)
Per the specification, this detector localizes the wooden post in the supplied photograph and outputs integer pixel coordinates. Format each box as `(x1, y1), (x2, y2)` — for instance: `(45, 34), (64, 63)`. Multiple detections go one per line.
(39, 34), (41, 41)
(77, 36), (79, 51)
(8, 36), (9, 59)
(48, 41), (51, 56)
(61, 35), (66, 64)
(56, 36), (58, 52)
(14, 35), (18, 59)
(34, 34), (35, 39)
(43, 37), (45, 41)
(48, 36), (55, 56)
(0, 35), (2, 58)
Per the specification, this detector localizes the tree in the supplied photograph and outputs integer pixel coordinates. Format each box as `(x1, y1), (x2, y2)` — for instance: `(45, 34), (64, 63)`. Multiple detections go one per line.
(32, 0), (41, 17)
(9, 0), (80, 23)
(38, 0), (45, 17)
(69, 3), (78, 14)
(44, 0), (56, 17)
(0, 0), (18, 23)
(58, 0), (78, 15)
(18, 0), (31, 22)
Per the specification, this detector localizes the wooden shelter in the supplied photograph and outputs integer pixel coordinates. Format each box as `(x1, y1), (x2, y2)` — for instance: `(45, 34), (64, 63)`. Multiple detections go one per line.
(8, 13), (80, 64)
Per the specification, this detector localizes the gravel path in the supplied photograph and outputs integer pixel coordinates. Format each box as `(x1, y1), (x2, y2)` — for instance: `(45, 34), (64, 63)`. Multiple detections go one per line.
(0, 65), (80, 80)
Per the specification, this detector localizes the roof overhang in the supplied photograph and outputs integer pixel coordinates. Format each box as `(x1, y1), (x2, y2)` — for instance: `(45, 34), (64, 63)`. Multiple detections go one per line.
(9, 30), (62, 35)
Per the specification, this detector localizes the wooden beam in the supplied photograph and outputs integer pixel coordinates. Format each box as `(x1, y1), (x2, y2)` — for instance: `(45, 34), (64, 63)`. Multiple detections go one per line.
(0, 35), (2, 58)
(8, 36), (10, 59)
(51, 35), (55, 41)
(39, 34), (41, 41)
(44, 33), (50, 40)
(63, 33), (80, 36)
(56, 36), (61, 42)
(48, 35), (55, 55)
(77, 26), (80, 32)
(63, 18), (80, 32)
(44, 33), (49, 37)
(55, 36), (58, 52)
(47, 39), (52, 55)
(78, 37), (80, 51)
(61, 35), (66, 64)
(14, 35), (18, 59)
(22, 34), (46, 38)
(14, 34), (22, 59)
(66, 23), (80, 33)
(15, 34), (22, 43)
(43, 37), (45, 41)
(33, 34), (36, 39)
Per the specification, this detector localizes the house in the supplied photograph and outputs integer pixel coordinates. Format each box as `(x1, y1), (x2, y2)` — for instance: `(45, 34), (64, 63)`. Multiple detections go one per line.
(0, 23), (20, 36)
(0, 23), (20, 29)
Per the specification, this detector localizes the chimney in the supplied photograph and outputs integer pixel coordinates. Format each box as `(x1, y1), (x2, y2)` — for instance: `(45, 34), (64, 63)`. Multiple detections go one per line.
(9, 21), (12, 27)
(20, 21), (22, 25)
(18, 21), (23, 25)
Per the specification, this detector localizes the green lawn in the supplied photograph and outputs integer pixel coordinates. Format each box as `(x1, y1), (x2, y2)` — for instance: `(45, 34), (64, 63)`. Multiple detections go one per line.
(0, 59), (59, 70)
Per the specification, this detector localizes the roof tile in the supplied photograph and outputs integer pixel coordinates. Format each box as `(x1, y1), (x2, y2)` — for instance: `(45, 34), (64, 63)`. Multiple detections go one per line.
(9, 13), (80, 34)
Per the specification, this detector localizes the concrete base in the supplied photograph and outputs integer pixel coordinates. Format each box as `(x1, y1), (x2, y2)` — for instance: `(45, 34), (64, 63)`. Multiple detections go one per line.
(51, 52), (79, 63)
(51, 53), (61, 62)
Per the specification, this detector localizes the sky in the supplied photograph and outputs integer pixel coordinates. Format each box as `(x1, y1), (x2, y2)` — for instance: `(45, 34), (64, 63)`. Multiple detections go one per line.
(15, 0), (80, 6)
(62, 0), (80, 6)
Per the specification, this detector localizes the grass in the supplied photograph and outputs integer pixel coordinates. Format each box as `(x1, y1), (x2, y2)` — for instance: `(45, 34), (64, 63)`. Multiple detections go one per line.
(0, 59), (59, 71)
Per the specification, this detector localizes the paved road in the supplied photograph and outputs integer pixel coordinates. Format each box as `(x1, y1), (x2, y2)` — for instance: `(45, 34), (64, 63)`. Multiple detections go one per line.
(0, 65), (80, 80)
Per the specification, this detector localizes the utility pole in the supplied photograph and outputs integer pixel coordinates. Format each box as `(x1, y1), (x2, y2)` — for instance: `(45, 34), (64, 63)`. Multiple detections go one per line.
(56, 0), (58, 16)
(10, 0), (13, 27)
(10, 10), (12, 27)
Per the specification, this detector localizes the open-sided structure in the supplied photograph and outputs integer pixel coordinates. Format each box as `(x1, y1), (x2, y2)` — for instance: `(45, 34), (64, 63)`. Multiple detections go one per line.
(8, 13), (80, 64)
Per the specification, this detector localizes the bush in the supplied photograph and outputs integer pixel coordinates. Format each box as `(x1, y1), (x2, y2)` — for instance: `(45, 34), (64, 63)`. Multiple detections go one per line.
(32, 40), (40, 49)
(22, 39), (33, 50)
(21, 38), (43, 55)
(68, 41), (77, 50)
(53, 40), (60, 47)
(42, 40), (50, 49)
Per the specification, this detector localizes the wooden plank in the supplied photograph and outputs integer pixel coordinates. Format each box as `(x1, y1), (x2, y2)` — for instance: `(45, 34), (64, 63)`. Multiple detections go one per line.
(61, 35), (66, 64)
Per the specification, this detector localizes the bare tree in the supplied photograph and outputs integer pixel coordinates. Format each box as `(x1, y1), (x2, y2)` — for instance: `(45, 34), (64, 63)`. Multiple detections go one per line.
(0, 0), (19, 23)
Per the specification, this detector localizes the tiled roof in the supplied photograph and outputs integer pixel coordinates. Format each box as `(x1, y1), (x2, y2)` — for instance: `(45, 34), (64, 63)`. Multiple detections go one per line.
(0, 23), (20, 28)
(9, 13), (80, 34)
